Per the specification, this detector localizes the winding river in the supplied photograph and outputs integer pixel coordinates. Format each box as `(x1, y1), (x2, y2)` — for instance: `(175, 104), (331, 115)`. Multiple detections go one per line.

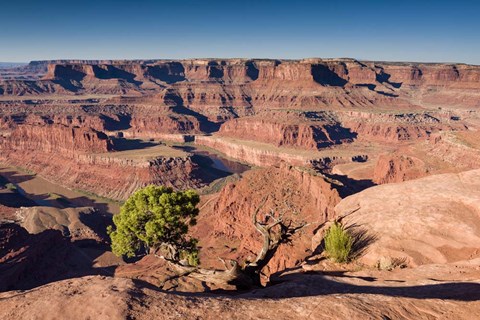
(174, 145), (250, 174)
(0, 147), (249, 216)
(0, 167), (120, 214)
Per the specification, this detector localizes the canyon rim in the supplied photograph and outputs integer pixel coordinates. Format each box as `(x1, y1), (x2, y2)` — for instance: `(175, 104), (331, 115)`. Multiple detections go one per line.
(1, 1), (480, 319)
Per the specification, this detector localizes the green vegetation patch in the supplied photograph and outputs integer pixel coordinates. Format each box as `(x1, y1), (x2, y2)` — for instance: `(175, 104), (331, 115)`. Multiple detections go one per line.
(324, 222), (353, 263)
(107, 185), (200, 266)
(5, 183), (17, 192)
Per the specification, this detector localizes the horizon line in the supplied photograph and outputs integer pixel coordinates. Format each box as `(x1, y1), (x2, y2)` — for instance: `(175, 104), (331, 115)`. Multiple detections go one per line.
(2, 57), (479, 66)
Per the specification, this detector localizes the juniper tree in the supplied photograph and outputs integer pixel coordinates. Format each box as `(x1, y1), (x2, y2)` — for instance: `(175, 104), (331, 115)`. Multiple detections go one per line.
(108, 185), (200, 265)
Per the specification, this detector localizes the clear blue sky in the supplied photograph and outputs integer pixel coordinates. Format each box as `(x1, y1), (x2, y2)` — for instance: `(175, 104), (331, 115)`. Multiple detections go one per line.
(1, 0), (479, 64)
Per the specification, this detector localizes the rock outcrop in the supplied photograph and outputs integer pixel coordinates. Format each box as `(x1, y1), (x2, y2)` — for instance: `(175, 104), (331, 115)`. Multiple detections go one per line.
(219, 115), (355, 150)
(426, 132), (480, 171)
(194, 164), (341, 279)
(214, 109), (464, 151)
(339, 111), (464, 142)
(2, 59), (480, 110)
(0, 124), (202, 200)
(16, 206), (107, 242)
(195, 135), (312, 167)
(336, 169), (480, 267)
(0, 223), (71, 291)
(373, 154), (427, 184)
(1, 124), (113, 156)
(0, 273), (479, 319)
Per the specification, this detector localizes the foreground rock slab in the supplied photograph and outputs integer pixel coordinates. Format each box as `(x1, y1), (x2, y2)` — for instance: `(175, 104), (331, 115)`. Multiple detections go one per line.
(336, 169), (480, 267)
(0, 274), (478, 320)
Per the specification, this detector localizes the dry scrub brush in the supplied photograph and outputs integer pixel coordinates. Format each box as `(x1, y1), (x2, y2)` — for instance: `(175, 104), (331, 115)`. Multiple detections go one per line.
(324, 222), (353, 263)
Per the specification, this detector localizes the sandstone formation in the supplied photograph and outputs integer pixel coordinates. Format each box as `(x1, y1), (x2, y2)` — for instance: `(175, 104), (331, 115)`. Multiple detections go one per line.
(16, 206), (107, 242)
(2, 58), (478, 181)
(0, 222), (71, 291)
(426, 131), (480, 171)
(218, 111), (355, 150)
(193, 164), (341, 279)
(2, 59), (479, 109)
(0, 273), (478, 320)
(0, 220), (123, 292)
(195, 135), (313, 167)
(373, 154), (427, 184)
(336, 169), (480, 267)
(0, 123), (203, 200)
(339, 111), (466, 142)
(1, 123), (113, 155)
(1, 57), (480, 319)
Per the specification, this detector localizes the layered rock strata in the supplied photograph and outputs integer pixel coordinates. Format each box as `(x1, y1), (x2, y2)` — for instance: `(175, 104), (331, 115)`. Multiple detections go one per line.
(0, 124), (200, 200)
(194, 163), (341, 278)
(2, 59), (480, 111)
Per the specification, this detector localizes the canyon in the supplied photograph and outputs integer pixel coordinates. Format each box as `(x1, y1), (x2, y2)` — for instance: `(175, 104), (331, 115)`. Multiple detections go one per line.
(0, 58), (479, 319)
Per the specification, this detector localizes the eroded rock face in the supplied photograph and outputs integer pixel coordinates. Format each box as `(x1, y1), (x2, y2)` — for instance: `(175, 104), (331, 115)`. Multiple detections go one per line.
(3, 59), (480, 111)
(380, 63), (480, 88)
(0, 124), (201, 200)
(194, 163), (341, 278)
(1, 124), (113, 156)
(336, 169), (480, 267)
(12, 58), (479, 91)
(339, 111), (464, 142)
(211, 109), (465, 152)
(426, 132), (480, 171)
(195, 136), (314, 167)
(373, 154), (427, 184)
(219, 117), (355, 150)
(0, 223), (71, 291)
(128, 114), (200, 137)
(1, 59), (477, 157)
(0, 152), (199, 201)
(0, 103), (204, 138)
(16, 206), (107, 242)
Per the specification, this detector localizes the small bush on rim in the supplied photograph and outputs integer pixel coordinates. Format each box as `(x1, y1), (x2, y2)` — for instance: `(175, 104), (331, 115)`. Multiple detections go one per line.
(324, 222), (353, 263)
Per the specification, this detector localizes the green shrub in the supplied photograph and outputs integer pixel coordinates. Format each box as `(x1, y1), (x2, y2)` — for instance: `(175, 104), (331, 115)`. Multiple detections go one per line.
(107, 185), (200, 265)
(5, 183), (17, 192)
(324, 222), (353, 263)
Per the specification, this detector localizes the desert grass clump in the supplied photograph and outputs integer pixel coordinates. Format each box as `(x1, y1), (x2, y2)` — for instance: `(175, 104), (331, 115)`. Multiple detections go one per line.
(5, 183), (17, 192)
(324, 222), (353, 263)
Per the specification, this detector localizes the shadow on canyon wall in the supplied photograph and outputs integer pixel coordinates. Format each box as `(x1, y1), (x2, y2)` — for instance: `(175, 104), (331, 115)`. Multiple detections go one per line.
(101, 114), (132, 131)
(170, 103), (221, 134)
(110, 138), (157, 151)
(0, 223), (117, 292)
(323, 173), (376, 198)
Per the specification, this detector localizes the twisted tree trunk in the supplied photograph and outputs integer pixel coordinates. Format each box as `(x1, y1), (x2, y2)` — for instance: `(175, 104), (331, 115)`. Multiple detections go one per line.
(156, 198), (307, 289)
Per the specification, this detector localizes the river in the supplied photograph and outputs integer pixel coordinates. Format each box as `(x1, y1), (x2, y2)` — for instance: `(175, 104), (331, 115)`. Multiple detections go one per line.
(0, 167), (120, 214)
(0, 147), (249, 215)
(173, 145), (250, 174)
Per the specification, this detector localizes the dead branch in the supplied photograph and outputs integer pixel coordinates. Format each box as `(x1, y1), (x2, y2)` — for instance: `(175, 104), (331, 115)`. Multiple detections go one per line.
(154, 198), (310, 289)
(335, 206), (361, 224)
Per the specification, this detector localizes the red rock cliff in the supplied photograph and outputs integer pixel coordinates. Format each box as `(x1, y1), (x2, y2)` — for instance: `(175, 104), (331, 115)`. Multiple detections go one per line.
(219, 117), (355, 150)
(194, 164), (341, 277)
(1, 124), (113, 156)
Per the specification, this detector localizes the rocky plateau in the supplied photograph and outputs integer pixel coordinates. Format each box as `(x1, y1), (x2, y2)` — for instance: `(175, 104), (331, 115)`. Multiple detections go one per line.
(0, 58), (479, 319)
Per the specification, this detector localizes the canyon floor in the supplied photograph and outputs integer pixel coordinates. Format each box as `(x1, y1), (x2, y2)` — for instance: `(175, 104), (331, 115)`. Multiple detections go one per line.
(0, 59), (479, 319)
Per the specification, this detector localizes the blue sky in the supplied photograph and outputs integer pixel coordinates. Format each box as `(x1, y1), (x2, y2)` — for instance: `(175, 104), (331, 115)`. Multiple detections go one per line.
(1, 0), (479, 64)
